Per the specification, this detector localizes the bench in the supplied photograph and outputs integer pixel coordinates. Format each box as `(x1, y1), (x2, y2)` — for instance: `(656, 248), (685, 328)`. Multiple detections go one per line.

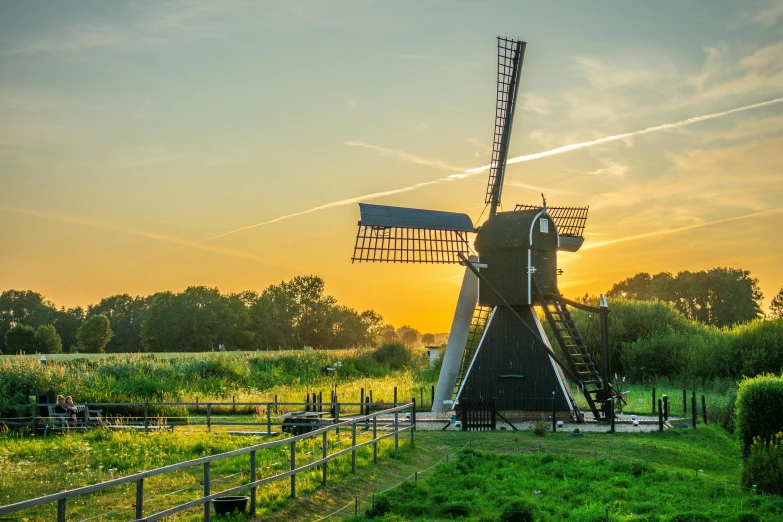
(45, 404), (103, 433)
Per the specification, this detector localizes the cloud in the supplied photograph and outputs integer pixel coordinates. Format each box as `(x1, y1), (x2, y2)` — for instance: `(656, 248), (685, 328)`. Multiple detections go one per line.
(582, 207), (783, 251)
(587, 158), (630, 178)
(195, 96), (783, 245)
(520, 92), (551, 115)
(345, 141), (468, 172)
(0, 204), (281, 267)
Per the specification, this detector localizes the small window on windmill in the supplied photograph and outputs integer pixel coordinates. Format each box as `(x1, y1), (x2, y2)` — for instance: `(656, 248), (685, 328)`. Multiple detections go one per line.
(539, 218), (549, 233)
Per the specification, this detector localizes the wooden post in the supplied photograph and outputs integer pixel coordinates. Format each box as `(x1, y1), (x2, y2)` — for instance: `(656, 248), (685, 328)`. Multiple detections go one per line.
(360, 388), (365, 414)
(290, 440), (296, 497)
(144, 402), (149, 432)
(420, 388), (423, 406)
(431, 385), (435, 409)
(57, 498), (66, 522)
(204, 462), (211, 522)
(351, 422), (357, 472)
(701, 395), (707, 424)
(373, 415), (378, 463)
(267, 403), (271, 434)
(369, 390), (373, 412)
(322, 431), (328, 486)
(658, 399), (664, 432)
(274, 394), (278, 415)
(206, 403), (212, 432)
(394, 386), (397, 405)
(394, 410), (399, 452)
(662, 395), (669, 420)
(305, 393), (309, 412)
(135, 478), (144, 520)
(411, 399), (416, 446)
(683, 389), (687, 414)
(365, 396), (370, 416)
(552, 391), (557, 432)
(196, 396), (199, 414)
(335, 395), (340, 435)
(355, 497), (359, 516)
(691, 392), (697, 428)
(250, 450), (257, 516)
(652, 387), (656, 413)
(319, 391), (323, 412)
(232, 395), (236, 414)
(609, 398), (615, 433)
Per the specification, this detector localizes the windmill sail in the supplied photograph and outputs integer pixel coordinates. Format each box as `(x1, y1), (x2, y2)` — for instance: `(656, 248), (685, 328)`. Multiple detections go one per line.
(352, 203), (474, 264)
(514, 204), (589, 252)
(485, 38), (526, 216)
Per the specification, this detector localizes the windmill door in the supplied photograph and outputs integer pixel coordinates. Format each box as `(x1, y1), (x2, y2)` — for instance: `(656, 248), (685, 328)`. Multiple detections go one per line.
(531, 249), (557, 296)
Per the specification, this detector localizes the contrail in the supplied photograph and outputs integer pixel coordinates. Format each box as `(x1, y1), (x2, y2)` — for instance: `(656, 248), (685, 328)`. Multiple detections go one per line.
(200, 95), (783, 243)
(581, 207), (783, 251)
(0, 204), (281, 266)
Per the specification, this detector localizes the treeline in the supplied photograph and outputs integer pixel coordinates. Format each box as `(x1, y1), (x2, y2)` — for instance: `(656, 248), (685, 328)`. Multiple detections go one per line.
(568, 299), (783, 383)
(0, 276), (387, 354)
(607, 267), (764, 327)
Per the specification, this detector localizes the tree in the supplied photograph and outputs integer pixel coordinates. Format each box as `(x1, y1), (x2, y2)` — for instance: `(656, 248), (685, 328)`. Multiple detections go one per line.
(4, 324), (37, 354)
(76, 315), (113, 353)
(769, 286), (783, 320)
(421, 333), (436, 345)
(89, 294), (150, 352)
(401, 329), (419, 346)
(0, 290), (47, 353)
(608, 267), (763, 327)
(53, 307), (84, 353)
(35, 324), (62, 354)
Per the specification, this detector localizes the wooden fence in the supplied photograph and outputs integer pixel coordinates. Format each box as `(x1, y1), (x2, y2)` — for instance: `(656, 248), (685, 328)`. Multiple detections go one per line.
(0, 402), (416, 522)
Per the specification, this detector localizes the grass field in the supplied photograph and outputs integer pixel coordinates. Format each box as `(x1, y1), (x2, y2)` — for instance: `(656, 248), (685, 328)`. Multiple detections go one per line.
(3, 424), (781, 521)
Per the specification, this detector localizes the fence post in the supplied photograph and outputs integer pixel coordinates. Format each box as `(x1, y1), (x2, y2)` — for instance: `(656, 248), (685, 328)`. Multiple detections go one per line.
(196, 396), (199, 414)
(274, 394), (278, 415)
(658, 399), (664, 432)
(267, 403), (271, 434)
(322, 431), (328, 486)
(683, 389), (687, 414)
(701, 395), (707, 424)
(411, 399), (416, 446)
(335, 396), (340, 435)
(204, 462), (211, 522)
(206, 403), (211, 433)
(250, 450), (257, 516)
(144, 402), (149, 432)
(290, 440), (297, 498)
(609, 398), (615, 434)
(662, 395), (669, 421)
(394, 410), (399, 452)
(135, 478), (144, 520)
(373, 415), (378, 463)
(431, 385), (435, 409)
(652, 387), (656, 413)
(352, 422), (357, 472)
(360, 388), (365, 414)
(369, 390), (373, 412)
(691, 392), (697, 428)
(394, 386), (397, 405)
(232, 395), (236, 414)
(365, 396), (370, 416)
(57, 498), (66, 522)
(552, 391), (557, 432)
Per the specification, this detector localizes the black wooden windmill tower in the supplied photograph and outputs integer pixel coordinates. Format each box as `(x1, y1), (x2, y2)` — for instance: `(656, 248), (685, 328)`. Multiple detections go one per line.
(350, 38), (612, 422)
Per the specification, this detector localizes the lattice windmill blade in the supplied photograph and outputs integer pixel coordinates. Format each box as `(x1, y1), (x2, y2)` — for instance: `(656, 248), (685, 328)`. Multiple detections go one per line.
(514, 203), (589, 252)
(351, 203), (475, 264)
(485, 38), (527, 217)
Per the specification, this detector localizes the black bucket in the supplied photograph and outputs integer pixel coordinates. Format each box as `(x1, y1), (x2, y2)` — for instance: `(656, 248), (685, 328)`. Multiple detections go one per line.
(213, 496), (248, 516)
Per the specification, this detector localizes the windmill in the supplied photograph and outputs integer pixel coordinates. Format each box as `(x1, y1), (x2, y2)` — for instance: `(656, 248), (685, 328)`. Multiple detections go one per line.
(350, 38), (612, 422)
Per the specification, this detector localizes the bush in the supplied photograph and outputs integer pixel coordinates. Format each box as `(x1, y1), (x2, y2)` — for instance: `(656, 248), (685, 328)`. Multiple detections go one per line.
(500, 498), (535, 522)
(735, 374), (783, 457)
(372, 342), (413, 370)
(530, 414), (548, 436)
(741, 433), (783, 495)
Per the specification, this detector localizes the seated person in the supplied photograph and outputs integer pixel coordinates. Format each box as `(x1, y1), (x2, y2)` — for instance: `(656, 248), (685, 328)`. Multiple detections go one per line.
(55, 395), (78, 423)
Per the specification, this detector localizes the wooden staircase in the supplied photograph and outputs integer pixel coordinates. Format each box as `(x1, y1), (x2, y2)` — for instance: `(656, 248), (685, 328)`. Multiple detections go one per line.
(536, 290), (607, 421)
(452, 305), (494, 401)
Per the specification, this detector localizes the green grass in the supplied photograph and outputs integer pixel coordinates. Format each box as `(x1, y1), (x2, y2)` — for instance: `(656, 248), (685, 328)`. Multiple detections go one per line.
(340, 427), (783, 522)
(0, 423), (411, 521)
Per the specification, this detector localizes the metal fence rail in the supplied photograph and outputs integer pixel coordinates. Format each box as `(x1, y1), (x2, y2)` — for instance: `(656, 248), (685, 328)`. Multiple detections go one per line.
(0, 402), (416, 522)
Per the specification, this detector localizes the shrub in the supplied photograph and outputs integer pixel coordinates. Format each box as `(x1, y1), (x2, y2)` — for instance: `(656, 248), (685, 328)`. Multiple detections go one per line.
(372, 342), (413, 370)
(500, 498), (535, 522)
(735, 374), (783, 457)
(741, 433), (783, 495)
(530, 414), (548, 436)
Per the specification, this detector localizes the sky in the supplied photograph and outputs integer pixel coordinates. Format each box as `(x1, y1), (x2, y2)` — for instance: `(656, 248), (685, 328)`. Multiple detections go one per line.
(1, 1), (782, 333)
